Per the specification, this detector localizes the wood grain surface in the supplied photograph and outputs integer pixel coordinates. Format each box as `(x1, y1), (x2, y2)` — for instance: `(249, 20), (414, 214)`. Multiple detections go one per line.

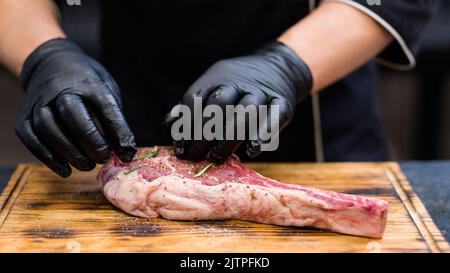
(0, 162), (448, 253)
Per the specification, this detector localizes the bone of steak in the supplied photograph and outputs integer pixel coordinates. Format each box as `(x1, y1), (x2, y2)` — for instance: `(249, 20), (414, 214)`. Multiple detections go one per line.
(97, 146), (388, 238)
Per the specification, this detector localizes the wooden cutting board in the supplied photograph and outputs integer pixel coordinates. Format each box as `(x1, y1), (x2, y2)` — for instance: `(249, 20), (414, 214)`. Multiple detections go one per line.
(0, 162), (448, 253)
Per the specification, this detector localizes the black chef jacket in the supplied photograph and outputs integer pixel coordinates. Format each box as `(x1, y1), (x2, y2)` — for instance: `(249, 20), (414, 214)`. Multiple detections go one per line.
(99, 0), (439, 162)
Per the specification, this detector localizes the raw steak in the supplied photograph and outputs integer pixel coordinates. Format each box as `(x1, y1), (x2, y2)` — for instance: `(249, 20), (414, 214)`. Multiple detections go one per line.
(97, 146), (388, 238)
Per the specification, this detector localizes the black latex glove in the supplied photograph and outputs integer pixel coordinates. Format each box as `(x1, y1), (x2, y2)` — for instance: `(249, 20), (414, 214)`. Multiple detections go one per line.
(16, 38), (136, 177)
(164, 41), (313, 163)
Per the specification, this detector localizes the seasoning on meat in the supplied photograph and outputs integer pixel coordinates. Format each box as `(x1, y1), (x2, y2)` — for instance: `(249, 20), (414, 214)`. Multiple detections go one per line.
(98, 146), (389, 238)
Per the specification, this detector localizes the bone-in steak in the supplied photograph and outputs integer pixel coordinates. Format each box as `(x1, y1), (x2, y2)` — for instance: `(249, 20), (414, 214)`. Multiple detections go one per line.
(97, 146), (388, 238)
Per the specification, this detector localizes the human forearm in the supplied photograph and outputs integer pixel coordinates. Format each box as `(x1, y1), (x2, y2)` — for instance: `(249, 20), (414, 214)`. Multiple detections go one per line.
(278, 1), (393, 93)
(0, 0), (65, 75)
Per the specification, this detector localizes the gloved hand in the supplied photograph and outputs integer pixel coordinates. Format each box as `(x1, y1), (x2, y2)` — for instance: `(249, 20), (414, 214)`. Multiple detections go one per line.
(164, 41), (313, 163)
(16, 38), (136, 177)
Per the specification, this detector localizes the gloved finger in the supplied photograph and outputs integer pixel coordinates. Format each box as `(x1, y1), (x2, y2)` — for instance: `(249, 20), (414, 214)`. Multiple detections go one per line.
(245, 97), (291, 158)
(184, 85), (241, 161)
(88, 89), (137, 162)
(210, 91), (267, 163)
(163, 84), (212, 131)
(168, 85), (215, 160)
(55, 92), (111, 164)
(89, 61), (123, 107)
(271, 97), (295, 129)
(16, 117), (71, 177)
(32, 105), (96, 171)
(173, 139), (188, 159)
(182, 141), (211, 161)
(205, 85), (241, 110)
(209, 140), (242, 164)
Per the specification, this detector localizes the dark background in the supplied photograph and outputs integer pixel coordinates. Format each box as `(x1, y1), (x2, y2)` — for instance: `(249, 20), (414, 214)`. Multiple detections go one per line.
(0, 1), (449, 164)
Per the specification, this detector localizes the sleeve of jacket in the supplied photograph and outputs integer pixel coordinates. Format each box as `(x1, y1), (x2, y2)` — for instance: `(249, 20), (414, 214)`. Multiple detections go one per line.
(323, 0), (441, 70)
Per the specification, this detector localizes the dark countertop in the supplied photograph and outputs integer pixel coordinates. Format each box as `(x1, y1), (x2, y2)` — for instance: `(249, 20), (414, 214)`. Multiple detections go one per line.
(0, 162), (448, 242)
(399, 161), (449, 241)
(0, 166), (15, 193)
